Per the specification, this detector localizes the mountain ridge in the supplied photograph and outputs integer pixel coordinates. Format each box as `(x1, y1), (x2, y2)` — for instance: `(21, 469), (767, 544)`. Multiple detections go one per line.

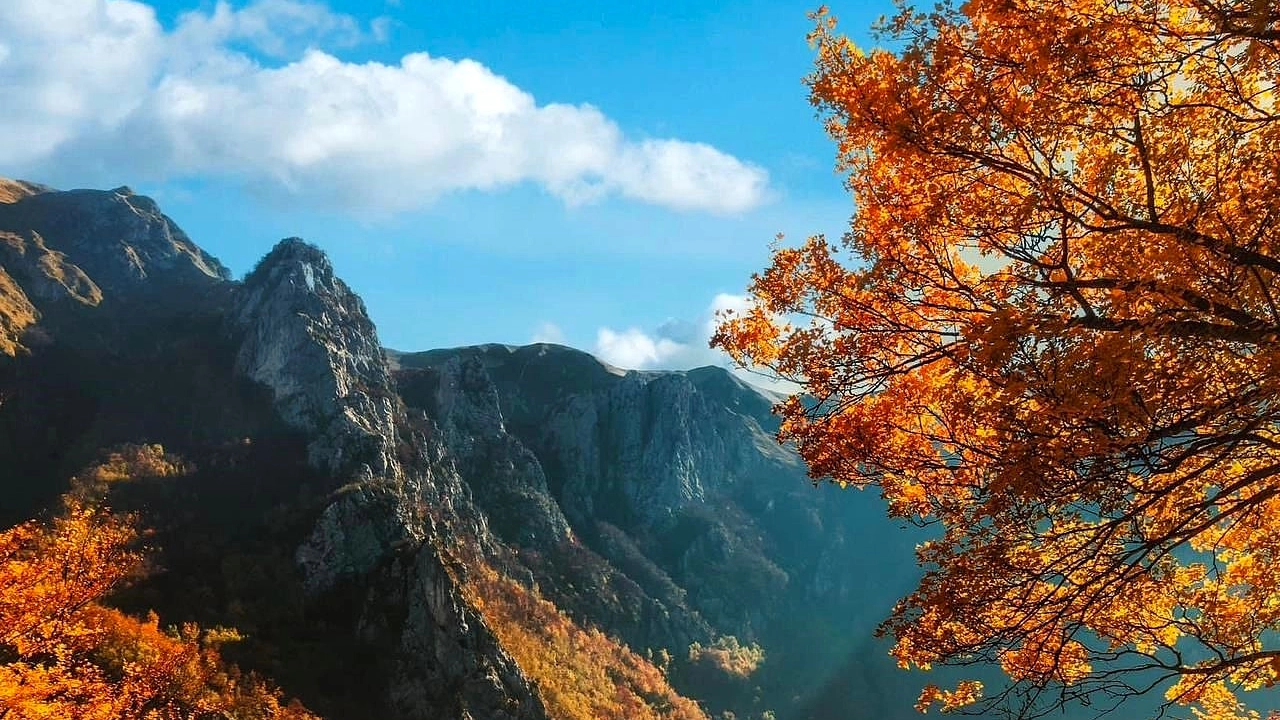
(0, 178), (930, 720)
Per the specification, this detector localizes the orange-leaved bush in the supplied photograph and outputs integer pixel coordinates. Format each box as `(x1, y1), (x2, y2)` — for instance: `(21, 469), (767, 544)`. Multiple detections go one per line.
(0, 497), (319, 719)
(714, 2), (1280, 718)
(687, 636), (765, 679)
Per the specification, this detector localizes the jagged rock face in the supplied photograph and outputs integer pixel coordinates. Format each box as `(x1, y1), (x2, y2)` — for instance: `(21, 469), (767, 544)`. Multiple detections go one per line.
(400, 345), (802, 543)
(295, 479), (420, 594)
(231, 238), (547, 720)
(396, 344), (912, 664)
(361, 547), (548, 720)
(397, 344), (800, 533)
(538, 369), (802, 528)
(234, 238), (402, 480)
(396, 356), (572, 548)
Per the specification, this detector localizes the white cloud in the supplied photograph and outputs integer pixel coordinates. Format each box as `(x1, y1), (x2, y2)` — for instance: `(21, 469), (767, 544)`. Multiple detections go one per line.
(709, 291), (752, 318)
(172, 0), (375, 58)
(593, 293), (752, 371)
(593, 293), (797, 393)
(0, 0), (162, 168)
(1, 0), (769, 215)
(531, 321), (565, 344)
(595, 327), (689, 370)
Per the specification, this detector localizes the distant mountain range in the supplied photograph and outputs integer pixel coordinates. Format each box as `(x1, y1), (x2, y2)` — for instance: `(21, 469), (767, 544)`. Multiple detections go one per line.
(0, 178), (949, 720)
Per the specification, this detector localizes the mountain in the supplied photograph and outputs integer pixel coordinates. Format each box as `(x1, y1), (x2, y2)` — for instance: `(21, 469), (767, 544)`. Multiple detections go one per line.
(391, 343), (937, 718)
(0, 179), (935, 720)
(0, 182), (546, 719)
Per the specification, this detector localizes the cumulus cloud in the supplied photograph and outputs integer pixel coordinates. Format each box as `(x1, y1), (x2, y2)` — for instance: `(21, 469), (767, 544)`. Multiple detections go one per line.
(171, 0), (373, 58)
(593, 293), (753, 371)
(0, 0), (769, 214)
(595, 327), (689, 370)
(0, 0), (161, 168)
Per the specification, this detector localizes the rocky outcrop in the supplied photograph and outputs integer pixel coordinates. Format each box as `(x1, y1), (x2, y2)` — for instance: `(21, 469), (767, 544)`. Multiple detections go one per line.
(230, 237), (547, 720)
(396, 354), (572, 549)
(234, 238), (402, 480)
(361, 546), (546, 720)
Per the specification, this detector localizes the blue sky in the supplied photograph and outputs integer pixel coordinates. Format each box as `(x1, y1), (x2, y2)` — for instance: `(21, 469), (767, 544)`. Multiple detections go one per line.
(2, 0), (896, 368)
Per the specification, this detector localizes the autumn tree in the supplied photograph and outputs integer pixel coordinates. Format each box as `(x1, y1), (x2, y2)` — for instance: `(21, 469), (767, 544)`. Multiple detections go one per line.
(687, 636), (766, 679)
(713, 2), (1280, 718)
(0, 477), (319, 718)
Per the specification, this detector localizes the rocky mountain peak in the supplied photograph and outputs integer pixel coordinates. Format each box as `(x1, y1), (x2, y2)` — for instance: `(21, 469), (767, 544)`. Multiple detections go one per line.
(235, 237), (401, 481)
(229, 238), (550, 719)
(0, 178), (235, 355)
(0, 180), (230, 292)
(247, 236), (335, 280)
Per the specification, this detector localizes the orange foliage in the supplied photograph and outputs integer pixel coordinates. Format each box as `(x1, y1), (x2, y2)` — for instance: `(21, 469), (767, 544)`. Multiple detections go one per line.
(686, 636), (765, 679)
(79, 443), (190, 485)
(462, 560), (707, 720)
(713, 2), (1280, 718)
(0, 495), (318, 719)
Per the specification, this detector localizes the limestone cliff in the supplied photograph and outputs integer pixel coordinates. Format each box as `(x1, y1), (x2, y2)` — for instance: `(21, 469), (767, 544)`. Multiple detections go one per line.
(235, 238), (402, 481)
(394, 353), (572, 548)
